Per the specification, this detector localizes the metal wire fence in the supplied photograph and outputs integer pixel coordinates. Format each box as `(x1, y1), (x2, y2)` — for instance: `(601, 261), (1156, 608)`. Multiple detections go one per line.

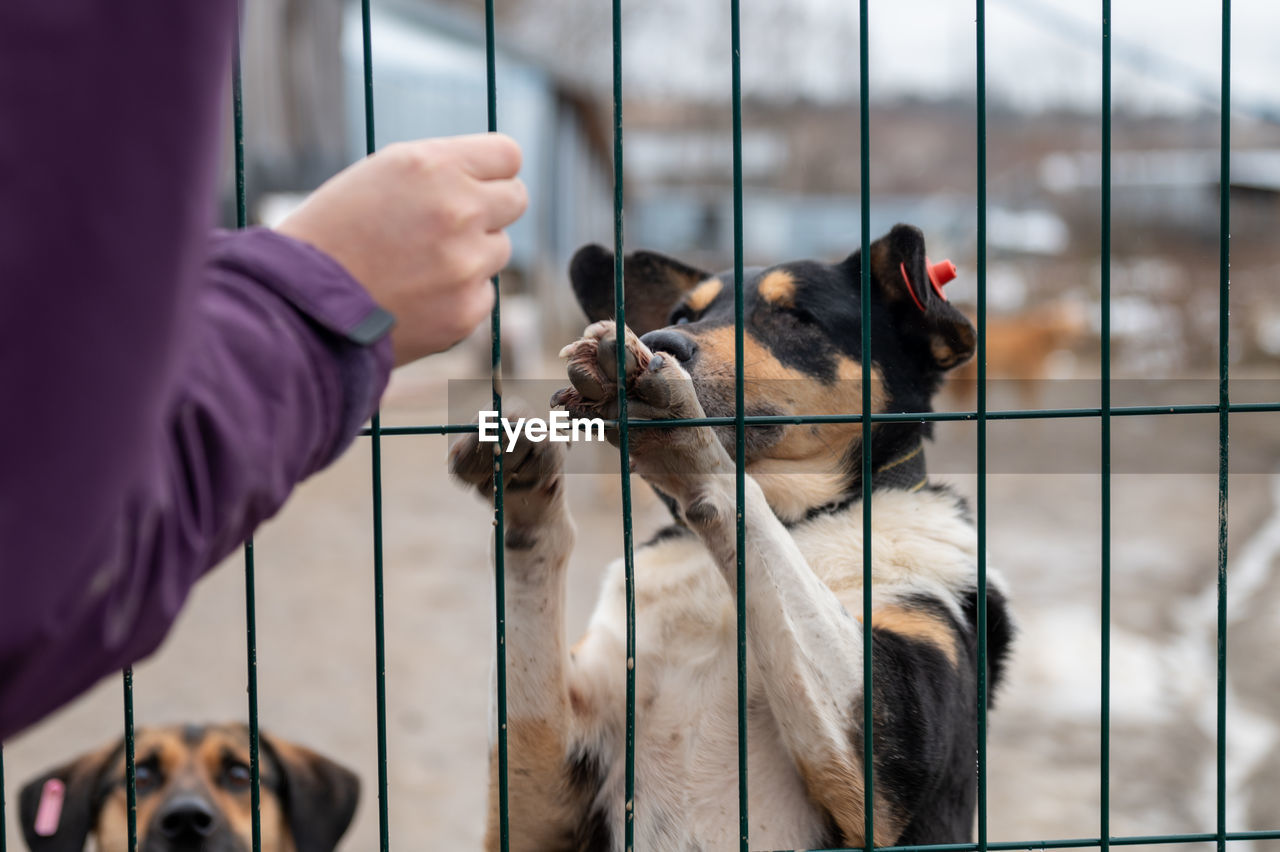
(6, 1), (1280, 851)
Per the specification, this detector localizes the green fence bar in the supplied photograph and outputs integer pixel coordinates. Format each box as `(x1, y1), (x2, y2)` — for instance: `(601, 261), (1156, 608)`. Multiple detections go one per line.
(729, 0), (750, 848)
(608, 0), (640, 846)
(481, 1), (512, 849)
(1, 744), (7, 852)
(362, 400), (1280, 439)
(858, 1), (876, 849)
(1100, 3), (1113, 852)
(231, 23), (265, 851)
(790, 828), (1280, 852)
(974, 3), (990, 852)
(123, 667), (138, 851)
(356, 3), (393, 850)
(243, 537), (263, 852)
(232, 27), (248, 234)
(1215, 3), (1231, 852)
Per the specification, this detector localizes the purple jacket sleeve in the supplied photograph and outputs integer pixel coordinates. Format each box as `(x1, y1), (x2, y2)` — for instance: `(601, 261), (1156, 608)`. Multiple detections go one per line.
(0, 4), (393, 739)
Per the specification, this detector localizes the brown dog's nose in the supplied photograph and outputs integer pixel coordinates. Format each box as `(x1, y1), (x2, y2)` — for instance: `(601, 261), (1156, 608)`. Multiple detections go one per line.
(156, 795), (217, 839)
(639, 329), (698, 364)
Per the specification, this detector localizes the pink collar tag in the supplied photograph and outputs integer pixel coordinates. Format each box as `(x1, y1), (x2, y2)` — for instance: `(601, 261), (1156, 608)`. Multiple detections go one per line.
(34, 778), (66, 837)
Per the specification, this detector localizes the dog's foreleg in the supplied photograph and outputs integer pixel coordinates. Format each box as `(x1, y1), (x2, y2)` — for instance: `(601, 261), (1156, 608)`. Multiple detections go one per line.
(611, 353), (882, 846)
(450, 419), (596, 852)
(558, 326), (892, 845)
(679, 472), (891, 845)
(490, 498), (583, 852)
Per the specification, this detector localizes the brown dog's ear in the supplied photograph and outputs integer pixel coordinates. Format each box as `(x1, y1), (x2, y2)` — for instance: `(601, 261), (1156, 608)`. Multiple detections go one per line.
(261, 733), (360, 852)
(19, 740), (122, 852)
(570, 244), (711, 336)
(853, 223), (976, 370)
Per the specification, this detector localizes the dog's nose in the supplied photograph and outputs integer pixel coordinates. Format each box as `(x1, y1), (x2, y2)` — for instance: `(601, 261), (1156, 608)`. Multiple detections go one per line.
(156, 795), (217, 839)
(639, 329), (698, 364)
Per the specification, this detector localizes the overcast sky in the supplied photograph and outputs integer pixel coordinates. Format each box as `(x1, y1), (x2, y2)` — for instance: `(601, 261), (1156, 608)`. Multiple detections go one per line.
(580, 0), (1279, 117)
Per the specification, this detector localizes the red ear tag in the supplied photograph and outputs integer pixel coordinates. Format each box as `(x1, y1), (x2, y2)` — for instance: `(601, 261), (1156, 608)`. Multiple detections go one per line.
(926, 257), (956, 302)
(34, 778), (66, 837)
(898, 262), (927, 313)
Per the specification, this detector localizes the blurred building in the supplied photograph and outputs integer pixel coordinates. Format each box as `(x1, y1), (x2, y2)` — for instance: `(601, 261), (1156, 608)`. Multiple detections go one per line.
(232, 0), (1280, 374)
(238, 0), (615, 347)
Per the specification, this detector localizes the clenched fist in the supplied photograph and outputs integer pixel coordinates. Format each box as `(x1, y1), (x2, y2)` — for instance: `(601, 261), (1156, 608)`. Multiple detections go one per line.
(278, 133), (528, 366)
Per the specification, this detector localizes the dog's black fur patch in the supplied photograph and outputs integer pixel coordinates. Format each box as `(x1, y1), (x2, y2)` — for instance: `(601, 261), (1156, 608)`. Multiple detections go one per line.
(642, 522), (694, 548)
(960, 584), (1015, 705)
(566, 749), (613, 852)
(504, 526), (540, 550)
(856, 586), (1013, 845)
(867, 595), (977, 845)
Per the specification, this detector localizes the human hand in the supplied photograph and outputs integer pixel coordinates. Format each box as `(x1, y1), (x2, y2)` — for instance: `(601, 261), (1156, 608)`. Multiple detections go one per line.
(277, 133), (527, 366)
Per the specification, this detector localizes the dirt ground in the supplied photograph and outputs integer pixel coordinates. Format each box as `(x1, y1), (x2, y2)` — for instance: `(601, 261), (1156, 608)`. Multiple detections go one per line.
(5, 349), (1279, 851)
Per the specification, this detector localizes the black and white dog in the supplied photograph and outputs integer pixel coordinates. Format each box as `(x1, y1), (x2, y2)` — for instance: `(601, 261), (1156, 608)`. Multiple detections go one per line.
(451, 224), (1014, 851)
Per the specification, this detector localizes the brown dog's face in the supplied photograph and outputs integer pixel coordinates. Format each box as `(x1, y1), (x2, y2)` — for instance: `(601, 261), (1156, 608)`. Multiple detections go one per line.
(19, 724), (359, 852)
(569, 224), (976, 517)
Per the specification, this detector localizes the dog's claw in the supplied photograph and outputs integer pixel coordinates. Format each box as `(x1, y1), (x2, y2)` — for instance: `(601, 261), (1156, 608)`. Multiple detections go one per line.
(568, 360), (608, 402)
(595, 331), (615, 381)
(595, 330), (642, 384)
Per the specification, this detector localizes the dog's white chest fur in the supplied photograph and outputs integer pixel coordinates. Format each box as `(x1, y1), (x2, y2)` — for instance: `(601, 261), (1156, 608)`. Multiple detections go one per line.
(572, 488), (980, 850)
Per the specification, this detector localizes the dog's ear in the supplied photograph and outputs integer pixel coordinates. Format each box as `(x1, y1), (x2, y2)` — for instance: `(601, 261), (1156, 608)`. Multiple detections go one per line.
(19, 740), (122, 852)
(846, 223), (976, 370)
(570, 244), (711, 335)
(261, 732), (360, 852)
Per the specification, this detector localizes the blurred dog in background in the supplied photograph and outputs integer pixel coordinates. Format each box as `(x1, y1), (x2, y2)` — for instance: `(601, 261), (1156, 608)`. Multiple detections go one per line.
(19, 723), (358, 852)
(945, 299), (1089, 410)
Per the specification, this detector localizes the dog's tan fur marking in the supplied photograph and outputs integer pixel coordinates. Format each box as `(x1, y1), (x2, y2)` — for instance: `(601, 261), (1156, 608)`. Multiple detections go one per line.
(94, 796), (135, 852)
(93, 726), (293, 852)
(868, 241), (905, 305)
(74, 740), (150, 852)
(684, 277), (724, 313)
(931, 335), (960, 367)
(692, 328), (887, 435)
(796, 757), (902, 847)
(872, 605), (960, 667)
(747, 463), (849, 523)
(568, 685), (590, 716)
(687, 326), (889, 521)
(212, 729), (292, 852)
(485, 719), (578, 852)
(758, 270), (797, 307)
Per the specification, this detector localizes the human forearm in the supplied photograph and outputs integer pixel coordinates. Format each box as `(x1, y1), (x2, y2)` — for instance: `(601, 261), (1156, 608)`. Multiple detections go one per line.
(0, 229), (393, 740)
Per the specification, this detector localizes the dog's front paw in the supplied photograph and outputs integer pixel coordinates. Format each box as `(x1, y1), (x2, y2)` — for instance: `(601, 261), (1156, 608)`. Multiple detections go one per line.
(449, 401), (566, 527)
(551, 321), (704, 424)
(551, 322), (731, 489)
